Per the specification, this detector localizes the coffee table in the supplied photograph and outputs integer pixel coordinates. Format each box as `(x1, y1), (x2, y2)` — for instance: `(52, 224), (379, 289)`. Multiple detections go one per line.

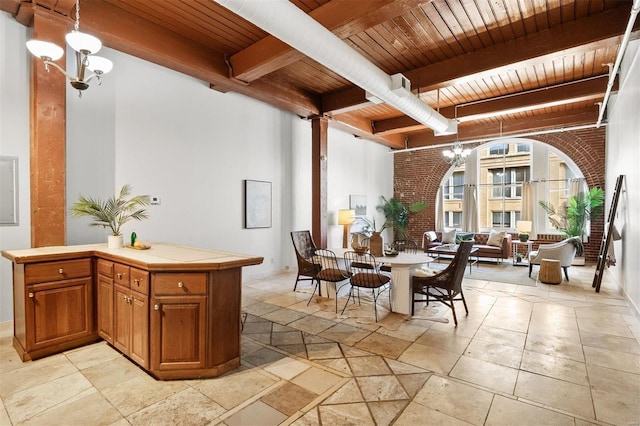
(426, 244), (479, 273)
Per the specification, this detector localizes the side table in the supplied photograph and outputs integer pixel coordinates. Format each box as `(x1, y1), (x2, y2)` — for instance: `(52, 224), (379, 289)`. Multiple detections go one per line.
(512, 240), (534, 266)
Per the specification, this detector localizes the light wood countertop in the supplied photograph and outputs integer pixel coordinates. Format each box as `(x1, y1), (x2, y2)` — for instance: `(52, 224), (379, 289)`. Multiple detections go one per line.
(1, 242), (264, 272)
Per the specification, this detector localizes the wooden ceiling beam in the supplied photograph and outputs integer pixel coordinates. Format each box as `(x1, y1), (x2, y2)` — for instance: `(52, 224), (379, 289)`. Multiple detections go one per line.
(229, 0), (430, 82)
(57, 1), (321, 118)
(407, 5), (637, 92)
(328, 115), (405, 149)
(0, 0), (21, 16)
(406, 106), (601, 149)
(373, 75), (611, 134)
(322, 5), (636, 115)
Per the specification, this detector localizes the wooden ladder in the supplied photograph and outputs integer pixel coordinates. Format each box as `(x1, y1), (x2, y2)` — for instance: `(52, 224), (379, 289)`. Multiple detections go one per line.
(592, 175), (624, 292)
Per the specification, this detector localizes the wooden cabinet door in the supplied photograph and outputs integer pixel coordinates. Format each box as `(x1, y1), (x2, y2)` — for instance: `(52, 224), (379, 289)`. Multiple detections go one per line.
(26, 278), (93, 351)
(130, 291), (149, 368)
(151, 295), (207, 371)
(113, 284), (131, 354)
(97, 274), (114, 343)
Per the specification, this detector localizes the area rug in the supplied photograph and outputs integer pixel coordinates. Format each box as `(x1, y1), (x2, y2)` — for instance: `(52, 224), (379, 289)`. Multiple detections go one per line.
(427, 259), (539, 286)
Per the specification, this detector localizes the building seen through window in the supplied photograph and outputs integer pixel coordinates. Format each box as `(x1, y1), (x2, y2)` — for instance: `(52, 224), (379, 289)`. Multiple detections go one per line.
(441, 140), (581, 232)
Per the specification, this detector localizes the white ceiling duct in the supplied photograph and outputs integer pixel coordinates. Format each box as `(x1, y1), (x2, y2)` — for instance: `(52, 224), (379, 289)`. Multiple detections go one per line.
(214, 0), (457, 135)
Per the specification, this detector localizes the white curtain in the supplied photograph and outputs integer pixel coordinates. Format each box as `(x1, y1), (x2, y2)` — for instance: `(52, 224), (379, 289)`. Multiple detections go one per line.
(435, 187), (445, 232)
(570, 178), (585, 198)
(521, 182), (537, 239)
(462, 184), (479, 232)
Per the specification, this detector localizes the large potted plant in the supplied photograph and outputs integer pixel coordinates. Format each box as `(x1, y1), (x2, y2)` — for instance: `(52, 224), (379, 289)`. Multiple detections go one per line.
(70, 184), (151, 248)
(375, 196), (427, 240)
(539, 187), (604, 259)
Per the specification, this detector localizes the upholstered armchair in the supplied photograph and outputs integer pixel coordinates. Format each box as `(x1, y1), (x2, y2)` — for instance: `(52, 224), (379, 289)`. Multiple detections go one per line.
(529, 237), (580, 281)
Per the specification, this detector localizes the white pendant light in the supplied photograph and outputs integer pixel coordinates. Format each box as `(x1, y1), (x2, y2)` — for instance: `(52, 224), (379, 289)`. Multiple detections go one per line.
(87, 56), (113, 74)
(26, 40), (64, 60)
(65, 31), (102, 54)
(26, 0), (113, 97)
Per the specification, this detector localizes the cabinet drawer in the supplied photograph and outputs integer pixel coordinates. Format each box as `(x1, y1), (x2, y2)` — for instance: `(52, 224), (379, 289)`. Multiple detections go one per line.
(114, 264), (130, 287)
(25, 259), (92, 284)
(153, 273), (207, 295)
(130, 268), (150, 295)
(97, 259), (114, 277)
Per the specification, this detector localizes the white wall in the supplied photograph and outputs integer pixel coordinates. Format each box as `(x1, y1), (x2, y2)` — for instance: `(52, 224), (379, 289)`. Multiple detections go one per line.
(606, 38), (640, 315)
(326, 128), (393, 245)
(0, 12), (393, 321)
(0, 14), (31, 322)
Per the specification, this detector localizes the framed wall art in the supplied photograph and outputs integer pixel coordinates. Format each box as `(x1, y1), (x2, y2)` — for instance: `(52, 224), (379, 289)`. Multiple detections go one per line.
(0, 156), (19, 226)
(244, 180), (272, 229)
(349, 195), (366, 216)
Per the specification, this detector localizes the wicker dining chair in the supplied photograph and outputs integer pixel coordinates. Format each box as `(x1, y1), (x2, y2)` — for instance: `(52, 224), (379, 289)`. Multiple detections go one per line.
(393, 239), (418, 254)
(290, 231), (322, 294)
(411, 241), (472, 326)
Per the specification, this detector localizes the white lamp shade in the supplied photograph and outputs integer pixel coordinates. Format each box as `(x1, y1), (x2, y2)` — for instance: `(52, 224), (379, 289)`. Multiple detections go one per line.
(66, 31), (102, 54)
(338, 209), (355, 225)
(87, 56), (113, 74)
(517, 220), (532, 233)
(26, 40), (64, 60)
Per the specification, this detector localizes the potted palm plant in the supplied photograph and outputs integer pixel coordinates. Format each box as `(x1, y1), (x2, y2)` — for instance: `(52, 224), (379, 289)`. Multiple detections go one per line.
(539, 187), (604, 260)
(376, 196), (427, 240)
(70, 184), (151, 248)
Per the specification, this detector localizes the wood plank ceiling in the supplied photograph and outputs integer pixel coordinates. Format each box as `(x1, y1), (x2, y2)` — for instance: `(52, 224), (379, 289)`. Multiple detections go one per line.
(4, 0), (638, 150)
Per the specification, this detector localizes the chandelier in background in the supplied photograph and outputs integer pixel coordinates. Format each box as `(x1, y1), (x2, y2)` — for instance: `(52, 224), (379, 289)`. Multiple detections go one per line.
(26, 0), (113, 97)
(443, 140), (472, 168)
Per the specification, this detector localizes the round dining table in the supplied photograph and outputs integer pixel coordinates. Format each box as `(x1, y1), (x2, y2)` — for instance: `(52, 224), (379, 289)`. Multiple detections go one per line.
(325, 248), (434, 315)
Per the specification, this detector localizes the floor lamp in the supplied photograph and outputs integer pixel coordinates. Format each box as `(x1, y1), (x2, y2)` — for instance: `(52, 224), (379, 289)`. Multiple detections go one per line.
(338, 209), (355, 248)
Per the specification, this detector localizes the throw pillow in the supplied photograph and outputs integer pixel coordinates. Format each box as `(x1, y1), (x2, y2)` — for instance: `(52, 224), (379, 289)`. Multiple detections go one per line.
(442, 228), (457, 244)
(455, 232), (475, 244)
(426, 231), (438, 242)
(487, 230), (506, 247)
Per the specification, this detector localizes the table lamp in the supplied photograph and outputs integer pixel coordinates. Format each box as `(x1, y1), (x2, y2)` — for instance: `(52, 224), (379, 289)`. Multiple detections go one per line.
(516, 220), (532, 242)
(338, 209), (355, 248)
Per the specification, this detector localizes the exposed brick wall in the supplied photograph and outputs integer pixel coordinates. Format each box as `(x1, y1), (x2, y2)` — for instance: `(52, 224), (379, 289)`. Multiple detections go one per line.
(393, 128), (606, 262)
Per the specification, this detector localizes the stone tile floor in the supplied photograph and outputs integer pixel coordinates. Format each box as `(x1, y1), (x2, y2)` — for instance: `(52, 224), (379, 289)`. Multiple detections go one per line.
(1, 263), (639, 425)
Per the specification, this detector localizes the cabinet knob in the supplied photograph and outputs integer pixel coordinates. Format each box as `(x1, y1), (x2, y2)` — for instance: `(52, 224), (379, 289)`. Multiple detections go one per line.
(123, 295), (128, 301)
(58, 268), (64, 274)
(154, 304), (160, 310)
(117, 273), (123, 279)
(177, 282), (184, 288)
(28, 292), (34, 298)
(134, 279), (140, 286)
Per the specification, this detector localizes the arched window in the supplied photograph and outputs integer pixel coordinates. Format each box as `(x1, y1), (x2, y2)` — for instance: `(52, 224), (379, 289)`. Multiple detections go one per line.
(440, 138), (584, 234)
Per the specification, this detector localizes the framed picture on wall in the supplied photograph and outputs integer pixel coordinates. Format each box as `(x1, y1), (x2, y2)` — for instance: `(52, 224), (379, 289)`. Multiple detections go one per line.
(350, 195), (366, 216)
(244, 180), (272, 228)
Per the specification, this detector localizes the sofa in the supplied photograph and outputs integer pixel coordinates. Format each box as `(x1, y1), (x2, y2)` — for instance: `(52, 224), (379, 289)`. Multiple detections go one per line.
(422, 230), (512, 262)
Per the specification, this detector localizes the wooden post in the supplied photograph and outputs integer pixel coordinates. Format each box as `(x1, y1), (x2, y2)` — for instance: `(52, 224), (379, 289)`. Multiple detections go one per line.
(311, 117), (328, 248)
(30, 10), (69, 248)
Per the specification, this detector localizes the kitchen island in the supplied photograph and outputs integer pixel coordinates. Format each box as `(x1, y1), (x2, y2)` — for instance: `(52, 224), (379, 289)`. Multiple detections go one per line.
(2, 243), (263, 380)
